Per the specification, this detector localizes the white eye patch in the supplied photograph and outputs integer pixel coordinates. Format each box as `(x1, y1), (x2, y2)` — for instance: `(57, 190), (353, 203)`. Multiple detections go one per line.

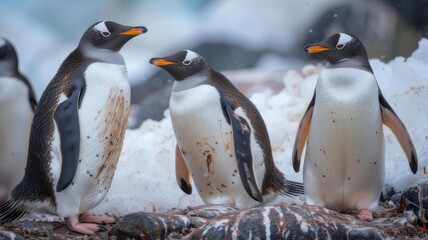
(184, 50), (198, 63)
(337, 33), (353, 48)
(93, 22), (111, 36)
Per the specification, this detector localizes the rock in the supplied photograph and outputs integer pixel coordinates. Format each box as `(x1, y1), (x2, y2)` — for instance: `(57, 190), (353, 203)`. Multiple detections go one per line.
(187, 204), (388, 239)
(391, 193), (403, 205)
(110, 205), (239, 239)
(185, 205), (239, 219)
(401, 179), (428, 229)
(0, 231), (24, 240)
(380, 184), (396, 202)
(2, 221), (54, 238)
(109, 211), (205, 239)
(347, 228), (387, 240)
(1, 220), (110, 239)
(2, 202), (427, 239)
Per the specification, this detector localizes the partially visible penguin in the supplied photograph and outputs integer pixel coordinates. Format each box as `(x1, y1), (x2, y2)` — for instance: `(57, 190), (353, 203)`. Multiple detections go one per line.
(150, 50), (304, 209)
(292, 33), (418, 220)
(0, 21), (147, 234)
(0, 37), (37, 204)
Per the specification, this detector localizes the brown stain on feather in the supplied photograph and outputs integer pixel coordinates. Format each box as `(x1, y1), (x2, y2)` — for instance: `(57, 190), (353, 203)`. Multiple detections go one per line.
(96, 87), (129, 179)
(206, 154), (213, 173)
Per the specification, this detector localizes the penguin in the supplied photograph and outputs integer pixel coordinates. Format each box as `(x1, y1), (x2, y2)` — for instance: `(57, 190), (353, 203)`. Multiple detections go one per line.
(0, 37), (37, 204)
(0, 21), (147, 234)
(292, 33), (418, 221)
(150, 50), (304, 209)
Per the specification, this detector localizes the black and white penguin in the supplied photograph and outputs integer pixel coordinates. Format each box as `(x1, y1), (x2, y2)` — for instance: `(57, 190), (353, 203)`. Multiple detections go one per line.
(292, 33), (418, 220)
(150, 50), (303, 209)
(0, 37), (37, 204)
(0, 21), (147, 234)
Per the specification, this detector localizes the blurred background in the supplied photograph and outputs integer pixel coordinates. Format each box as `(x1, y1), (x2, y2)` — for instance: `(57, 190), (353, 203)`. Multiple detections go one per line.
(1, 0), (427, 127)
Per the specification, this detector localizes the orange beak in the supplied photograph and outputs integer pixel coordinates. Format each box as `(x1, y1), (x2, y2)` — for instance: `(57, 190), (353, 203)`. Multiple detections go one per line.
(150, 58), (176, 66)
(305, 45), (331, 53)
(119, 27), (147, 36)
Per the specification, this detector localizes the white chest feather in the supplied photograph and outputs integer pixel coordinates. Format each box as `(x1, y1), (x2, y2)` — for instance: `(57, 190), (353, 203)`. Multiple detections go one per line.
(51, 62), (130, 216)
(170, 84), (265, 208)
(304, 68), (385, 210)
(169, 85), (233, 183)
(0, 76), (33, 199)
(78, 62), (130, 179)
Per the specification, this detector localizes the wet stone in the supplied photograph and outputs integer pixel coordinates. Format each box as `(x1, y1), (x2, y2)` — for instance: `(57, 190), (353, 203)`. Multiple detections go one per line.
(186, 205), (239, 219)
(380, 184), (397, 202)
(401, 179), (428, 228)
(0, 231), (25, 240)
(2, 202), (428, 239)
(391, 193), (403, 205)
(187, 204), (388, 239)
(109, 211), (205, 239)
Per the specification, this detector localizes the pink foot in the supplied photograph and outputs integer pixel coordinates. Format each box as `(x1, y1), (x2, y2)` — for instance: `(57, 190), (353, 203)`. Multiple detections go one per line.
(65, 215), (109, 235)
(358, 208), (373, 221)
(79, 211), (117, 224)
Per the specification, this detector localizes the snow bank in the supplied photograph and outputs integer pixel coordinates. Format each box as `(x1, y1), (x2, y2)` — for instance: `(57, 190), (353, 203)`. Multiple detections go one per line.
(95, 38), (428, 216)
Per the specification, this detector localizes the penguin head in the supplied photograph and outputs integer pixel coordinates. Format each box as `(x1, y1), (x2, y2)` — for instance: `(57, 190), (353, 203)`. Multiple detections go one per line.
(79, 21), (147, 51)
(304, 33), (369, 64)
(149, 50), (211, 80)
(0, 37), (18, 73)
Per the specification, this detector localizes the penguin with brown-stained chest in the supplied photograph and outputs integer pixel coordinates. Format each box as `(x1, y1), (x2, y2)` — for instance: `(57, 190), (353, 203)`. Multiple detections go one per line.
(0, 37), (37, 204)
(292, 33), (418, 220)
(150, 50), (304, 209)
(0, 21), (147, 234)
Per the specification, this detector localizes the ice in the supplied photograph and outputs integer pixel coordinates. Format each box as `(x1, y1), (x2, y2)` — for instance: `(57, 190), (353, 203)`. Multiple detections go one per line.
(95, 38), (428, 216)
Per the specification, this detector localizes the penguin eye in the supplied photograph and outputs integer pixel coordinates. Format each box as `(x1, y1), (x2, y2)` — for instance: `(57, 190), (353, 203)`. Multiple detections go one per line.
(336, 44), (345, 50)
(183, 60), (192, 65)
(101, 31), (111, 37)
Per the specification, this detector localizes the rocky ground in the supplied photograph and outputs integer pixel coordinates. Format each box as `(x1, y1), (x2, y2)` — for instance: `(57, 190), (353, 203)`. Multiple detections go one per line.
(1, 200), (427, 239)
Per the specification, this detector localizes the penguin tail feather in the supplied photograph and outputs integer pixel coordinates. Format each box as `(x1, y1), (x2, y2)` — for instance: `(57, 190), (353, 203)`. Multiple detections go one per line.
(0, 199), (27, 225)
(283, 180), (305, 197)
(262, 169), (304, 197)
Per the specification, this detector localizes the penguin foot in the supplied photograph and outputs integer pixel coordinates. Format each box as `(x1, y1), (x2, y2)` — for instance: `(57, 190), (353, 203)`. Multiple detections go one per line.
(79, 211), (117, 224)
(357, 208), (373, 221)
(66, 215), (110, 235)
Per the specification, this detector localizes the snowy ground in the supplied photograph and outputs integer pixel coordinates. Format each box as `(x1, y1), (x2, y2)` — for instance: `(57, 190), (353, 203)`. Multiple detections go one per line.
(94, 38), (428, 216)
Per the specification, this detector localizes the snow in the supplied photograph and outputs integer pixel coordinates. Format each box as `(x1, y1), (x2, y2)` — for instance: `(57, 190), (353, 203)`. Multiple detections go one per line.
(94, 38), (428, 216)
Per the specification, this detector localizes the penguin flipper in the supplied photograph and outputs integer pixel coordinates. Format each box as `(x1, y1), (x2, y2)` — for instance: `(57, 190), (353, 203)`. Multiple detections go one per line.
(175, 144), (192, 194)
(54, 76), (86, 192)
(221, 97), (263, 203)
(379, 91), (418, 173)
(292, 93), (315, 172)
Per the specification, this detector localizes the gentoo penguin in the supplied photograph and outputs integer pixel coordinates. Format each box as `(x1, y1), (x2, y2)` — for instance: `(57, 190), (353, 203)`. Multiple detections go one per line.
(0, 38), (37, 204)
(292, 33), (418, 220)
(150, 50), (303, 209)
(0, 21), (146, 234)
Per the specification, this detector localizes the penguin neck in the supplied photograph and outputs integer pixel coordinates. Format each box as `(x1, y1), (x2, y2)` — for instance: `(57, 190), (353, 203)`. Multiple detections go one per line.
(325, 57), (373, 73)
(0, 61), (17, 77)
(172, 73), (210, 92)
(79, 43), (125, 65)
